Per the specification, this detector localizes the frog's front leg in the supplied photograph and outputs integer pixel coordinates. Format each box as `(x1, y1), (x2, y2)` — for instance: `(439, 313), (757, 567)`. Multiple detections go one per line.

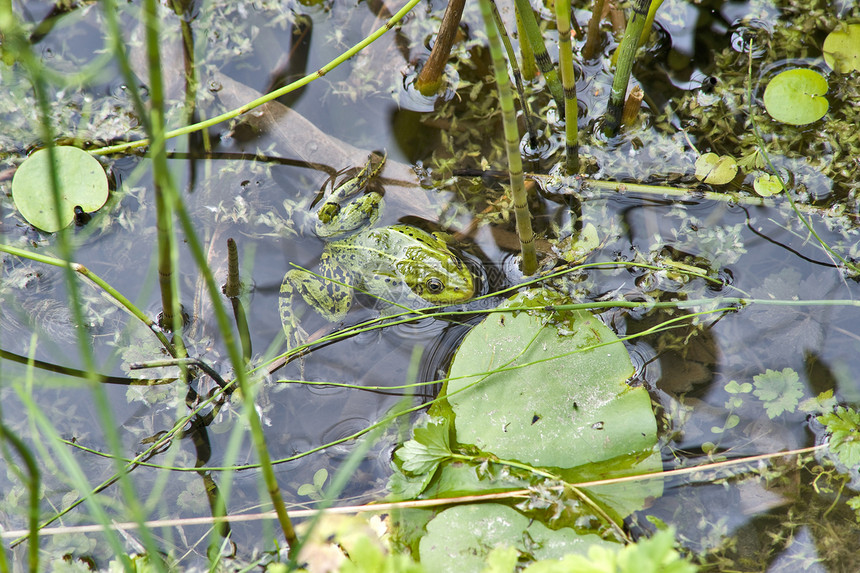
(279, 255), (354, 348)
(315, 192), (383, 239)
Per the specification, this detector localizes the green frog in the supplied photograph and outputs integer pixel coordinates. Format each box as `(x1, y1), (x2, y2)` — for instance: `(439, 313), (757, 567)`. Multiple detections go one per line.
(279, 153), (474, 348)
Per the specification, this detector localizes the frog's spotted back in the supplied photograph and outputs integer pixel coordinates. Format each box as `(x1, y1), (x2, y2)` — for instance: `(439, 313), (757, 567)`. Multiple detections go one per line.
(279, 154), (473, 348)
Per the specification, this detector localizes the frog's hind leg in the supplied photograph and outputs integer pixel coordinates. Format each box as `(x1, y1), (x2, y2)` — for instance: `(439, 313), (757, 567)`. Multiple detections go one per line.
(279, 269), (313, 349)
(278, 262), (353, 348)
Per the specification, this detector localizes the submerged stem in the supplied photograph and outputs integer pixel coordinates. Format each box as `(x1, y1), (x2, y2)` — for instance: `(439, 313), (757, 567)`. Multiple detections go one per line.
(415, 0), (466, 95)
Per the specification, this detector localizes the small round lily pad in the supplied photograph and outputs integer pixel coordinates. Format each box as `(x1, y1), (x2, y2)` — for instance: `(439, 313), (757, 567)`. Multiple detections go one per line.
(763, 69), (828, 126)
(12, 146), (109, 233)
(695, 153), (738, 185)
(823, 24), (860, 73)
(753, 173), (784, 196)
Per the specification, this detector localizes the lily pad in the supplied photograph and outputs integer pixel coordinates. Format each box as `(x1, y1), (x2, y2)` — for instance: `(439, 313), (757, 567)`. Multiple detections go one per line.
(694, 153), (738, 185)
(418, 504), (615, 572)
(445, 290), (657, 469)
(753, 173), (784, 196)
(763, 69), (828, 126)
(823, 24), (860, 73)
(11, 146), (109, 232)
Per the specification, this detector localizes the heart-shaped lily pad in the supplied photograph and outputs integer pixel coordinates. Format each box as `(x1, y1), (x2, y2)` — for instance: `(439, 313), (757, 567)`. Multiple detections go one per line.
(763, 69), (828, 126)
(12, 146), (109, 232)
(694, 153), (738, 185)
(823, 24), (860, 74)
(753, 173), (784, 197)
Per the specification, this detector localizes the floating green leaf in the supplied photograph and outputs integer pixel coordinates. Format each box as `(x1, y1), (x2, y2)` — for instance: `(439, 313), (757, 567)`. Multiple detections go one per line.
(446, 290), (658, 469)
(823, 24), (860, 73)
(752, 368), (803, 418)
(694, 153), (738, 185)
(753, 173), (784, 196)
(763, 69), (829, 126)
(418, 504), (614, 572)
(11, 146), (109, 232)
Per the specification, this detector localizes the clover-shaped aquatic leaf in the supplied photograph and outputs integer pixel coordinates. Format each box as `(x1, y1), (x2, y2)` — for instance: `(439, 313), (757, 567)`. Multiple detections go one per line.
(752, 368), (803, 418)
(823, 24), (860, 74)
(694, 153), (738, 185)
(763, 69), (828, 126)
(12, 146), (109, 232)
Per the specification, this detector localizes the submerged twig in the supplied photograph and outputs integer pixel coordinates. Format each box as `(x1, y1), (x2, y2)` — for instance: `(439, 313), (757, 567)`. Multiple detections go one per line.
(415, 0), (466, 95)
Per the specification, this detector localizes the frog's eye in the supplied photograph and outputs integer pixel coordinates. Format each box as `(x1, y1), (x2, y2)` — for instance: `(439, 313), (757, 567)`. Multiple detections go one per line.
(425, 277), (445, 294)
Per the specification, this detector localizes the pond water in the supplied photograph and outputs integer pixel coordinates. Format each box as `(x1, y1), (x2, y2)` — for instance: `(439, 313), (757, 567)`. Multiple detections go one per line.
(1, 0), (860, 570)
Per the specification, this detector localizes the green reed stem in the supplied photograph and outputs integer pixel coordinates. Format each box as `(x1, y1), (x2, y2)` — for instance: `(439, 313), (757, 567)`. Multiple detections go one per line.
(144, 0), (182, 332)
(91, 0), (423, 156)
(602, 0), (651, 136)
(513, 0), (564, 109)
(0, 421), (40, 572)
(638, 0), (664, 46)
(168, 165), (299, 553)
(488, 0), (538, 148)
(516, 11), (536, 81)
(481, 0), (538, 275)
(554, 0), (579, 174)
(225, 238), (252, 362)
(0, 5), (154, 567)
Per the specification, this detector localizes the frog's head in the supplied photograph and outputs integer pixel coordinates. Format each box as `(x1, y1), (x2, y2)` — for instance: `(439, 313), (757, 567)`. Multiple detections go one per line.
(405, 253), (475, 304)
(394, 232), (474, 305)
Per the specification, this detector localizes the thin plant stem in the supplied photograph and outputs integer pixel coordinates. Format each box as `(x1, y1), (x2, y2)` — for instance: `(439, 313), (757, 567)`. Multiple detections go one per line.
(224, 238), (252, 362)
(415, 0), (466, 95)
(513, 0), (564, 109)
(144, 0), (182, 331)
(602, 0), (651, 136)
(169, 168), (300, 553)
(3, 445), (822, 540)
(0, 422), (40, 572)
(91, 0), (423, 156)
(481, 0), (538, 274)
(555, 0), (580, 174)
(638, 0), (664, 46)
(488, 0), (538, 148)
(0, 5), (161, 568)
(0, 244), (178, 357)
